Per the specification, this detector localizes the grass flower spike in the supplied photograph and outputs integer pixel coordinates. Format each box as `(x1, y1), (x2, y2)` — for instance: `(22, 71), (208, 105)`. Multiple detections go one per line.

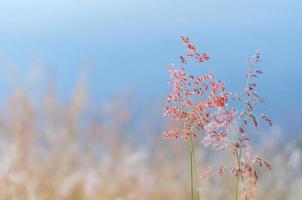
(162, 36), (272, 200)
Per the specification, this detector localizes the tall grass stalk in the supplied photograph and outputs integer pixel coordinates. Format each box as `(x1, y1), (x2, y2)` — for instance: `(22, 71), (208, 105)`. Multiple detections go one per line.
(188, 133), (199, 200)
(234, 148), (246, 200)
(162, 36), (272, 200)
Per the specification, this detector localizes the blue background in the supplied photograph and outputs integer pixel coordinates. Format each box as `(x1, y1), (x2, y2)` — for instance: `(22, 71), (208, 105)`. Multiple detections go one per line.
(0, 0), (301, 133)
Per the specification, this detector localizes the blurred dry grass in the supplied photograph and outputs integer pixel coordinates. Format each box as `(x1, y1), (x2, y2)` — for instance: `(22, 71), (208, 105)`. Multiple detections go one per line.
(0, 68), (301, 200)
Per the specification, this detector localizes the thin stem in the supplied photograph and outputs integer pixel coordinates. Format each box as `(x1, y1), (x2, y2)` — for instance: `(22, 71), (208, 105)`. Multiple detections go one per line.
(188, 134), (199, 200)
(235, 171), (240, 200)
(235, 148), (245, 200)
(189, 135), (194, 200)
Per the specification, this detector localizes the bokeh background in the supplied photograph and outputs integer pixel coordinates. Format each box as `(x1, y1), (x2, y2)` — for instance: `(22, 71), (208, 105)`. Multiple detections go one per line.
(0, 0), (301, 199)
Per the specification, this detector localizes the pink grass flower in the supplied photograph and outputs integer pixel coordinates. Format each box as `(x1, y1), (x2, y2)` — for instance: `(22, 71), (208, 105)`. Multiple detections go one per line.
(162, 36), (272, 199)
(200, 166), (212, 182)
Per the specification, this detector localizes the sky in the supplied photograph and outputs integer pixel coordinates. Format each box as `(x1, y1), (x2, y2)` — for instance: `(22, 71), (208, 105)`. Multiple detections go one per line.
(0, 0), (301, 133)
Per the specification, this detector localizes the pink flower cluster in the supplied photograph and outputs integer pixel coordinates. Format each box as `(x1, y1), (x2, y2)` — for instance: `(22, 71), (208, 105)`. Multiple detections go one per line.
(163, 36), (272, 199)
(163, 36), (235, 149)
